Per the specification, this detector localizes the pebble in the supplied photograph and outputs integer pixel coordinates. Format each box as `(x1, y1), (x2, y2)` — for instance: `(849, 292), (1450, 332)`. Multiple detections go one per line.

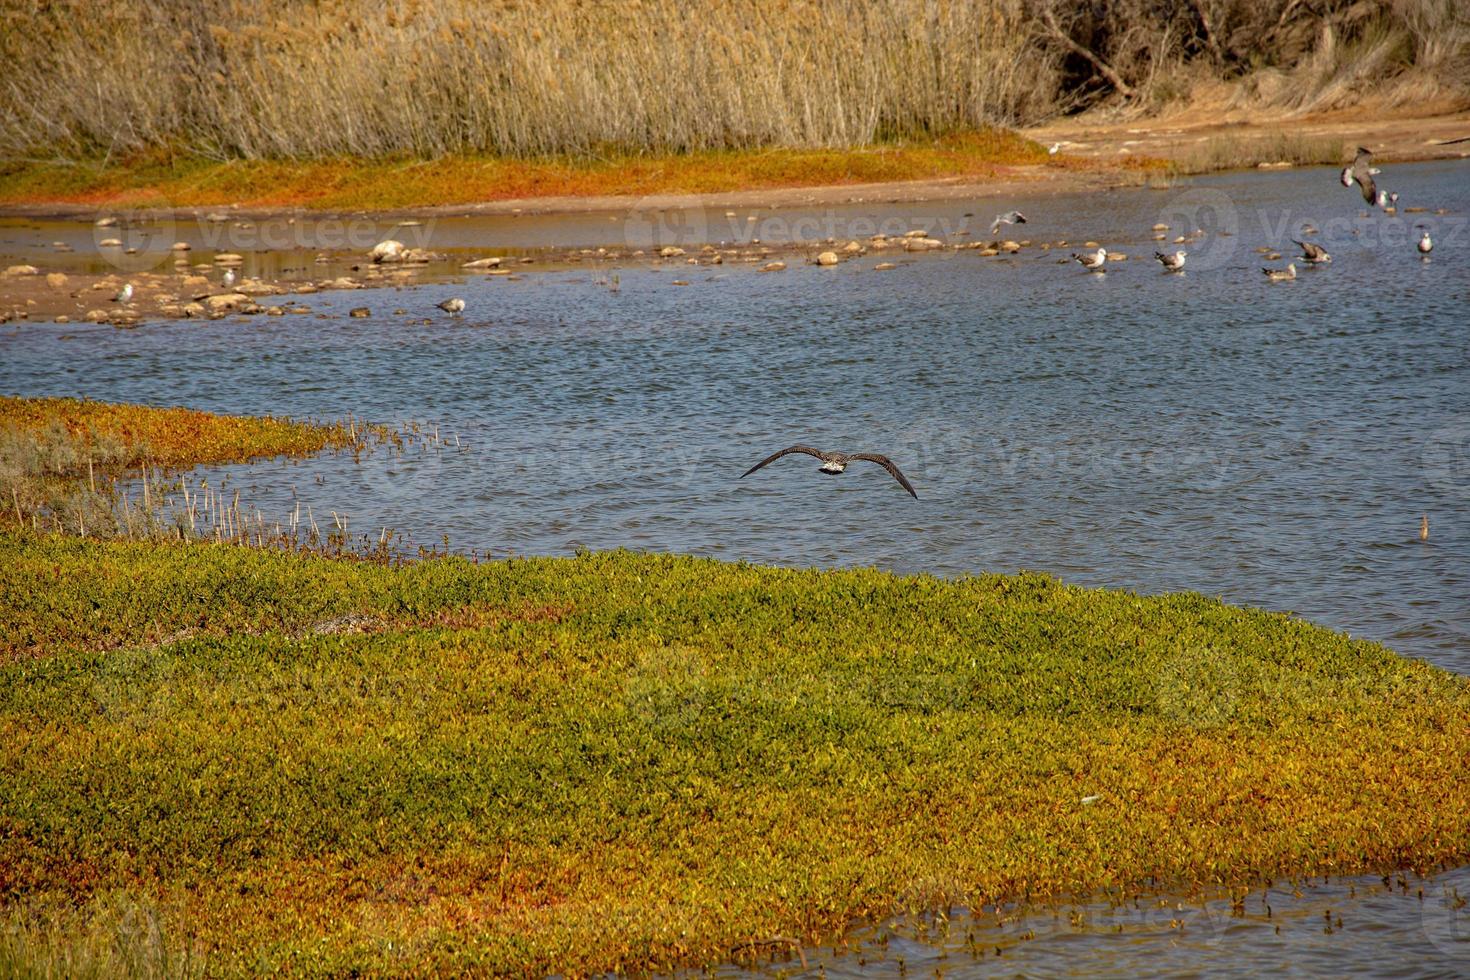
(94, 216), (118, 227)
(816, 251), (839, 266)
(349, 307), (370, 317)
(2, 264), (40, 277)
(171, 242), (191, 251)
(759, 261), (787, 272)
(98, 238), (122, 248)
(874, 262), (896, 271)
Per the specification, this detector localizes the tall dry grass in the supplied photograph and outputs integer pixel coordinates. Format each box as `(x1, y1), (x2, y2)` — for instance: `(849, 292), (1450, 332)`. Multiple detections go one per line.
(0, 0), (1466, 161)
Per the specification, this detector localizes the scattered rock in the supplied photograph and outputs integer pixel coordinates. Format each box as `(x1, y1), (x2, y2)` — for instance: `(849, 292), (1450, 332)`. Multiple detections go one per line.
(659, 246), (686, 258)
(671, 280), (690, 286)
(204, 293), (250, 312)
(3, 264), (40, 278)
(1151, 223), (1169, 231)
(873, 262), (897, 271)
(98, 238), (122, 248)
(349, 307), (371, 318)
(979, 247), (999, 256)
(1000, 241), (1021, 253)
(236, 280), (277, 296)
(84, 309), (109, 322)
(904, 237), (943, 251)
(842, 240), (864, 254)
(171, 241), (191, 251)
(816, 251), (839, 266)
(1267, 252), (1281, 260)
(904, 229), (930, 238)
(94, 216), (118, 227)
(759, 261), (787, 272)
(1110, 253), (1129, 261)
(1084, 241), (1099, 248)
(462, 257), (503, 269)
(205, 212), (230, 222)
(295, 284), (320, 294)
(181, 302), (206, 318)
(214, 252), (244, 265)
(322, 277), (361, 290)
(183, 275), (210, 288)
(54, 315), (69, 323)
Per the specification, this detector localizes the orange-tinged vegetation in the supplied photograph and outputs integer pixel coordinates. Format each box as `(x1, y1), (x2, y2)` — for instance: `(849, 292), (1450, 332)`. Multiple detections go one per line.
(1, 537), (1467, 974)
(0, 395), (384, 471)
(0, 132), (1050, 211)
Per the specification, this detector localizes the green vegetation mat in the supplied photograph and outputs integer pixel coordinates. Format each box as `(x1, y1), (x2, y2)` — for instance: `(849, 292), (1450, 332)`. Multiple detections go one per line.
(2, 533), (1467, 975)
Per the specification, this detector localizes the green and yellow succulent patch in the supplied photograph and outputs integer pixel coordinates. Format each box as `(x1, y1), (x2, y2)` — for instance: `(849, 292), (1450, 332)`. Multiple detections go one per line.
(1, 532), (1467, 975)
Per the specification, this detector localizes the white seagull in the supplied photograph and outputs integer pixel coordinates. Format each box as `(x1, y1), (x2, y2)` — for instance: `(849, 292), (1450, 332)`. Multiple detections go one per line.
(1072, 247), (1107, 270)
(991, 210), (1027, 235)
(222, 267), (236, 288)
(112, 283), (133, 303)
(1418, 229), (1433, 254)
(1154, 250), (1186, 271)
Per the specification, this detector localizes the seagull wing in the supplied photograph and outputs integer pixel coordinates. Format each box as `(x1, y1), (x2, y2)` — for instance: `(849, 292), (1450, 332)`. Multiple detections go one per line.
(741, 444), (826, 478)
(1351, 148), (1377, 203)
(849, 453), (919, 498)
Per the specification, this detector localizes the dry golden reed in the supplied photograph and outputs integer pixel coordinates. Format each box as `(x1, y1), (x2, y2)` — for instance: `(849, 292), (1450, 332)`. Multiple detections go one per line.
(0, 1), (1465, 160)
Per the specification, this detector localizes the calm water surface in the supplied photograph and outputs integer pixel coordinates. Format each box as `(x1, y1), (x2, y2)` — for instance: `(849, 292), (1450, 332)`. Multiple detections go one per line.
(3, 161), (1468, 975)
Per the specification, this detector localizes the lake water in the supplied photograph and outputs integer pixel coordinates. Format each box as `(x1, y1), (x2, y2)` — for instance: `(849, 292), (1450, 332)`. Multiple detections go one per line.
(2, 160), (1467, 975)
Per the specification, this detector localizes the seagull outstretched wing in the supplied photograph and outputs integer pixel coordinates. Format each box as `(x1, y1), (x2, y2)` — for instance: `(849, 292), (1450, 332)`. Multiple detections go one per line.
(740, 445), (826, 478)
(849, 453), (919, 498)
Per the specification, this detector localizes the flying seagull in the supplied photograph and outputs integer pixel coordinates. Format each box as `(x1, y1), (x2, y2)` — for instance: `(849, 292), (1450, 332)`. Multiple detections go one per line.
(436, 297), (465, 316)
(112, 283), (133, 303)
(741, 445), (918, 498)
(1291, 239), (1331, 264)
(1418, 229), (1433, 254)
(1073, 247), (1107, 270)
(991, 210), (1027, 235)
(1262, 262), (1297, 282)
(1349, 147), (1377, 205)
(1154, 250), (1186, 271)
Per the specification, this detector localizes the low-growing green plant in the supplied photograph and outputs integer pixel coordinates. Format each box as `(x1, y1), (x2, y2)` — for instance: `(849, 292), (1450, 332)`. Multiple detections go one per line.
(2, 533), (1466, 974)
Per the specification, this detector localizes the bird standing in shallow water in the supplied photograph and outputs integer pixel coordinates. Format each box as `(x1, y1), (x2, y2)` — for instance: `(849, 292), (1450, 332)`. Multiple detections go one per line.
(1418, 229), (1433, 254)
(741, 445), (918, 498)
(1154, 250), (1186, 271)
(1072, 247), (1107, 270)
(436, 297), (465, 316)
